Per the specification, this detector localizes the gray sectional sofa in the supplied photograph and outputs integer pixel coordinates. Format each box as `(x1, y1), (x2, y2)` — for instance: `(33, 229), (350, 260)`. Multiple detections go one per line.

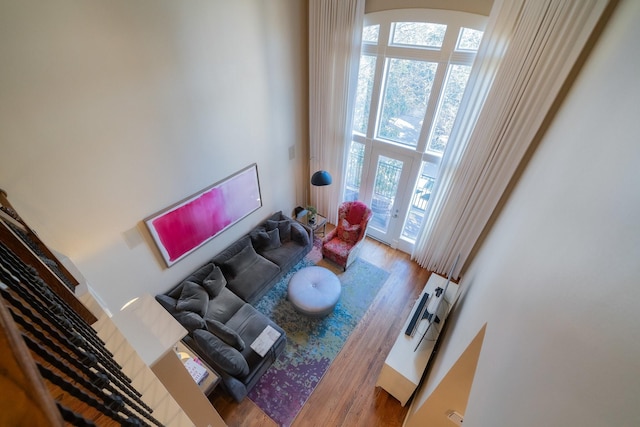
(156, 211), (312, 401)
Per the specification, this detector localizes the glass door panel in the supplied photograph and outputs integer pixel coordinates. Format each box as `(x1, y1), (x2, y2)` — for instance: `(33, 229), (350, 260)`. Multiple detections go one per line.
(344, 141), (366, 202)
(365, 149), (414, 245)
(401, 161), (439, 241)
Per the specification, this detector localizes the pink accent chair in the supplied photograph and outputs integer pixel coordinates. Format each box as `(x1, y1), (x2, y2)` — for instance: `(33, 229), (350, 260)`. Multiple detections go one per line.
(321, 201), (373, 270)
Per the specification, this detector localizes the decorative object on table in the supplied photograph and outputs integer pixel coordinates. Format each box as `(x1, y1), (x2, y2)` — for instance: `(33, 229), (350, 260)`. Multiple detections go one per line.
(184, 358), (209, 384)
(306, 205), (318, 225)
(321, 201), (373, 271)
(250, 325), (282, 357)
(293, 206), (308, 221)
(248, 255), (389, 427)
(145, 163), (262, 267)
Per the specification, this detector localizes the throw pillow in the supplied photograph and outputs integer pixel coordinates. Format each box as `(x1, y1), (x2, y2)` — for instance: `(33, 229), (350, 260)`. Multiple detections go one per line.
(250, 228), (281, 250)
(346, 202), (368, 225)
(185, 262), (215, 285)
(263, 228), (281, 250)
(155, 294), (179, 315)
(205, 318), (245, 351)
(250, 227), (269, 250)
(266, 219), (291, 242)
(193, 330), (249, 378)
(174, 311), (206, 332)
(339, 218), (361, 244)
(176, 281), (209, 317)
(202, 265), (227, 298)
(221, 244), (260, 278)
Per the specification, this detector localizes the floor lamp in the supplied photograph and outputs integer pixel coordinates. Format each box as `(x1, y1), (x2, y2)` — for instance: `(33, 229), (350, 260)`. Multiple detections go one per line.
(309, 170), (332, 224)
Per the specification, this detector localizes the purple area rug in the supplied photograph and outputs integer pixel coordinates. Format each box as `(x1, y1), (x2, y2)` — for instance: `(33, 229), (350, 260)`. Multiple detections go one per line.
(247, 250), (389, 426)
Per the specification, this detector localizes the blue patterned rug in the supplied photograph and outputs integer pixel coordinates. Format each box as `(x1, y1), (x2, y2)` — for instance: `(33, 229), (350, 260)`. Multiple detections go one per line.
(247, 253), (389, 426)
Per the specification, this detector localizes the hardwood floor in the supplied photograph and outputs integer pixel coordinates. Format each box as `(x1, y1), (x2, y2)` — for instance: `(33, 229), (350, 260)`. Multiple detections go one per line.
(210, 237), (432, 426)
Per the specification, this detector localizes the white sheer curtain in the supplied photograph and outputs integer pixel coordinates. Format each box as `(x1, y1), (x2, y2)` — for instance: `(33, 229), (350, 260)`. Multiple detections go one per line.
(309, 0), (364, 225)
(413, 0), (613, 277)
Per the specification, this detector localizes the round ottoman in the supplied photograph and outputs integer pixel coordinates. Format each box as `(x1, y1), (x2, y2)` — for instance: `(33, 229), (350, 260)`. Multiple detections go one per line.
(288, 266), (341, 317)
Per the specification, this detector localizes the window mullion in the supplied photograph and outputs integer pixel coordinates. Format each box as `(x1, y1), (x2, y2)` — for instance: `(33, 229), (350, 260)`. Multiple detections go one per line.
(366, 54), (386, 140)
(416, 62), (448, 153)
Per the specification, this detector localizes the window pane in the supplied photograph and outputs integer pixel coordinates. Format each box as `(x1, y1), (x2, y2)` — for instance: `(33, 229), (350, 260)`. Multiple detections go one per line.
(457, 27), (483, 51)
(363, 24), (379, 44)
(378, 59), (437, 147)
(428, 64), (471, 153)
(391, 22), (447, 48)
(344, 141), (365, 201)
(402, 161), (438, 241)
(353, 55), (376, 134)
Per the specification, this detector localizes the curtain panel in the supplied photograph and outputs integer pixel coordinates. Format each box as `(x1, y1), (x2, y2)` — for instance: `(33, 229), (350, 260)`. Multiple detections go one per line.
(412, 0), (614, 277)
(309, 0), (364, 224)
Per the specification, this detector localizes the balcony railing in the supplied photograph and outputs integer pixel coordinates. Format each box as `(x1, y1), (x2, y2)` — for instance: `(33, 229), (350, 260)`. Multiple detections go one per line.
(345, 143), (435, 241)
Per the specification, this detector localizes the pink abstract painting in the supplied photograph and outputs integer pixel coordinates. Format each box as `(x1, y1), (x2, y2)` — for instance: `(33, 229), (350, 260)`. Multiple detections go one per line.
(145, 164), (261, 267)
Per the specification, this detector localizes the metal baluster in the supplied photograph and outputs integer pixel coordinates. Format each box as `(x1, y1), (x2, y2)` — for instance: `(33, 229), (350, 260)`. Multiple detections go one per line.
(0, 277), (153, 414)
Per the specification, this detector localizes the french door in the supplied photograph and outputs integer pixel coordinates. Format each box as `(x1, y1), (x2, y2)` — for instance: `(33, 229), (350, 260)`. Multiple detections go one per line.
(359, 147), (417, 246)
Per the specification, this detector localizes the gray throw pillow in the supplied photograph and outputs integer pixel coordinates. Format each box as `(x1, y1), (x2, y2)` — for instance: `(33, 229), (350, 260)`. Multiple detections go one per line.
(266, 219), (291, 242)
(263, 228), (281, 250)
(176, 281), (209, 317)
(193, 329), (249, 378)
(202, 265), (227, 298)
(250, 227), (269, 249)
(174, 311), (206, 332)
(221, 244), (259, 277)
(155, 294), (178, 315)
(205, 318), (245, 351)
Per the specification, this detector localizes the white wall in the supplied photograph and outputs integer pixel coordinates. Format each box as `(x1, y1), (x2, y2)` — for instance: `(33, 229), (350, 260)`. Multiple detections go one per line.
(411, 0), (640, 425)
(0, 0), (308, 312)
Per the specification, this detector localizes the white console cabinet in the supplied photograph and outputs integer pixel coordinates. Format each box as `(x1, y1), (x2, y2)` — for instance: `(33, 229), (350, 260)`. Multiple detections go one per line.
(376, 273), (459, 406)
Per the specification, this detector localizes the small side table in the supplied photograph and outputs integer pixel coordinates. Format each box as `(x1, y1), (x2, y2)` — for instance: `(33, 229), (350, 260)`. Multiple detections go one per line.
(175, 340), (220, 396)
(296, 213), (327, 238)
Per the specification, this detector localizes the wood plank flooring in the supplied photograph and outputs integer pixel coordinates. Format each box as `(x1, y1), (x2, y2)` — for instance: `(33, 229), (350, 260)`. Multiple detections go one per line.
(210, 237), (431, 426)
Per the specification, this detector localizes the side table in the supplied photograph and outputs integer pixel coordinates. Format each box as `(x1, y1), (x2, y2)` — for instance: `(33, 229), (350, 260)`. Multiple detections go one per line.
(150, 340), (225, 425)
(175, 340), (220, 396)
(296, 213), (327, 238)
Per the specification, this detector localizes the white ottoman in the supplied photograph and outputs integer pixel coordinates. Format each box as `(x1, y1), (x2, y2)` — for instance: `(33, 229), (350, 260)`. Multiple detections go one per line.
(288, 266), (341, 317)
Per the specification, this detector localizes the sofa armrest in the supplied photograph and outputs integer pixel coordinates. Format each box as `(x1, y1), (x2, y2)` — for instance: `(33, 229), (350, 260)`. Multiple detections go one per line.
(290, 221), (312, 247)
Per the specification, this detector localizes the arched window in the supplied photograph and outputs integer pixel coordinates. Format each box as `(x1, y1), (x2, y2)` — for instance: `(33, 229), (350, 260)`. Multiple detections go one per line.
(345, 9), (486, 251)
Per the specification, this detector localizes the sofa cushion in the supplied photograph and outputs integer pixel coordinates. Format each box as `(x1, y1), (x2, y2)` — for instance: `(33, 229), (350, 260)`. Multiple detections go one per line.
(221, 244), (260, 278)
(174, 311), (206, 332)
(205, 287), (246, 324)
(259, 240), (305, 269)
(266, 219), (291, 242)
(193, 329), (249, 377)
(202, 265), (227, 298)
(176, 281), (209, 317)
(205, 318), (245, 351)
(225, 256), (280, 303)
(250, 228), (281, 251)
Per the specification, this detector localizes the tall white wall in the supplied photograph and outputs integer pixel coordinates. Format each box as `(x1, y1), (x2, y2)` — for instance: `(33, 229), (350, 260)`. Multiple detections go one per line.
(0, 0), (308, 312)
(412, 0), (640, 425)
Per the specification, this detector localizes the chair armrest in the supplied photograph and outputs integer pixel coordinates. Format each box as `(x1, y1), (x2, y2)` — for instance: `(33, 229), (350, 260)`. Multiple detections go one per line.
(323, 227), (337, 243)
